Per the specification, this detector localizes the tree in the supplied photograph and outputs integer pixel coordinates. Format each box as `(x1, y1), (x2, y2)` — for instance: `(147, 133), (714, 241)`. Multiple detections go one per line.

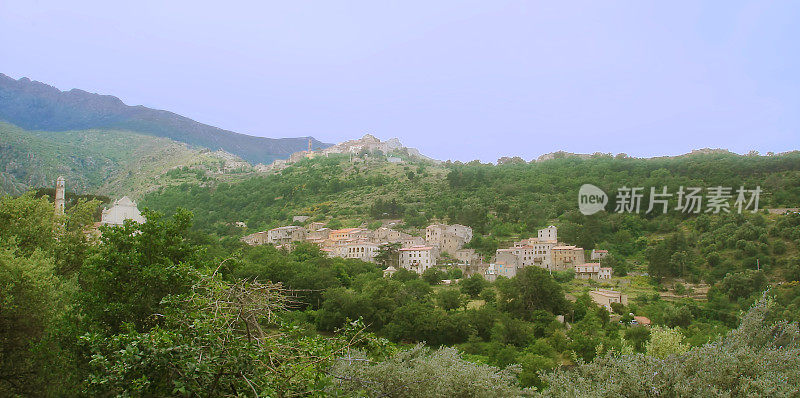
(601, 254), (627, 277)
(78, 209), (198, 333)
(624, 326), (651, 353)
(447, 268), (463, 280)
(422, 267), (446, 285)
(496, 267), (569, 319)
(82, 275), (359, 397)
(541, 298), (800, 396)
(0, 248), (63, 396)
(328, 345), (527, 397)
(375, 242), (401, 268)
(645, 326), (689, 358)
(719, 270), (767, 301)
(392, 267), (419, 282)
(0, 192), (55, 255)
(518, 352), (556, 390)
(460, 274), (489, 298)
(404, 279), (432, 301)
(437, 289), (467, 311)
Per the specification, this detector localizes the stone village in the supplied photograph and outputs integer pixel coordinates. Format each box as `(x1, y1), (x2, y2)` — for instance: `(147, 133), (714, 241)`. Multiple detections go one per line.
(242, 221), (617, 285)
(52, 176), (629, 313)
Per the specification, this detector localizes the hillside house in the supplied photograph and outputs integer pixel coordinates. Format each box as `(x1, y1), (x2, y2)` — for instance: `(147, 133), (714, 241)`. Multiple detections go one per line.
(591, 249), (609, 260)
(399, 246), (439, 274)
(455, 248), (482, 265)
(537, 225), (558, 242)
(552, 245), (585, 270)
(308, 222), (327, 230)
(333, 241), (380, 263)
(574, 263), (612, 280)
(268, 226), (306, 245)
(426, 224), (473, 254)
(589, 289), (628, 311)
(373, 227), (412, 243)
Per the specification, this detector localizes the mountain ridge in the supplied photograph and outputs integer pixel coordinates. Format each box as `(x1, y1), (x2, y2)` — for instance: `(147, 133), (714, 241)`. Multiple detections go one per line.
(0, 73), (331, 164)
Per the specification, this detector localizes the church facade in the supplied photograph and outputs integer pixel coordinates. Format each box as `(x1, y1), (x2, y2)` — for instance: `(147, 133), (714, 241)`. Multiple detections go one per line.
(101, 196), (146, 225)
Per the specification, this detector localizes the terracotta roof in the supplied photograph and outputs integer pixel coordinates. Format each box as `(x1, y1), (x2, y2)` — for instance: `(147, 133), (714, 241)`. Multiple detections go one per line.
(574, 262), (600, 268)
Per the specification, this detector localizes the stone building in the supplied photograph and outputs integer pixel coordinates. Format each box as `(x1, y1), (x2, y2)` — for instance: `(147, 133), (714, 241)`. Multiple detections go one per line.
(267, 226), (306, 245)
(241, 231), (269, 246)
(552, 245), (585, 270)
(399, 246), (439, 274)
(484, 262), (517, 282)
(425, 223), (473, 254)
(306, 227), (331, 243)
(454, 248), (482, 265)
(101, 196), (146, 225)
(538, 225), (558, 242)
(373, 227), (412, 243)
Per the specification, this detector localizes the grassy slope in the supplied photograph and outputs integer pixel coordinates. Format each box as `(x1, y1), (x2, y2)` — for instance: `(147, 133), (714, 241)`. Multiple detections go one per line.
(0, 121), (239, 198)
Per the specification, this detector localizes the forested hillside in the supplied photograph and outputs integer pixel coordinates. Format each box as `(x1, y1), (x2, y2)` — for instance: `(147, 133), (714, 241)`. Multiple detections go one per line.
(4, 144), (800, 396)
(0, 121), (250, 197)
(143, 150), (800, 245)
(3, 188), (799, 395)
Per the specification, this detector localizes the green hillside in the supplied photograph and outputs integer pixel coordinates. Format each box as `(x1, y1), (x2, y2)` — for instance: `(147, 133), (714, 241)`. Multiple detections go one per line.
(4, 150), (800, 395)
(0, 121), (247, 198)
(142, 150), (800, 293)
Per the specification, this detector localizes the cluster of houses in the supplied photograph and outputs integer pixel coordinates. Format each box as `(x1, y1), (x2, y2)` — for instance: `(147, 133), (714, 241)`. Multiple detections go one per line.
(484, 226), (613, 282)
(241, 221), (635, 315)
(241, 222), (479, 274)
(243, 221), (619, 286)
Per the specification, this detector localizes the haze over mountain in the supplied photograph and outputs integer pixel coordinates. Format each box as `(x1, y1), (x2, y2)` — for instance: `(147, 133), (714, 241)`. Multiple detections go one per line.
(0, 73), (330, 164)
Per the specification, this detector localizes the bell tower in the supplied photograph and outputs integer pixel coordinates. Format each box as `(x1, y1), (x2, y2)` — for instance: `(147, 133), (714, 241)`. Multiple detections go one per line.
(54, 176), (65, 216)
(306, 137), (315, 159)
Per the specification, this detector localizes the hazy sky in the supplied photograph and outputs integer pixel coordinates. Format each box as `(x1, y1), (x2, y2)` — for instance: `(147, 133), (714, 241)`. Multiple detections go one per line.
(1, 1), (798, 161)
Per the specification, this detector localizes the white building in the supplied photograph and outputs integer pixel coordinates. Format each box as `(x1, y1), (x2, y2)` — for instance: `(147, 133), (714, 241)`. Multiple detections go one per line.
(383, 266), (397, 277)
(101, 196), (146, 225)
(399, 245), (439, 273)
(334, 241), (380, 263)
